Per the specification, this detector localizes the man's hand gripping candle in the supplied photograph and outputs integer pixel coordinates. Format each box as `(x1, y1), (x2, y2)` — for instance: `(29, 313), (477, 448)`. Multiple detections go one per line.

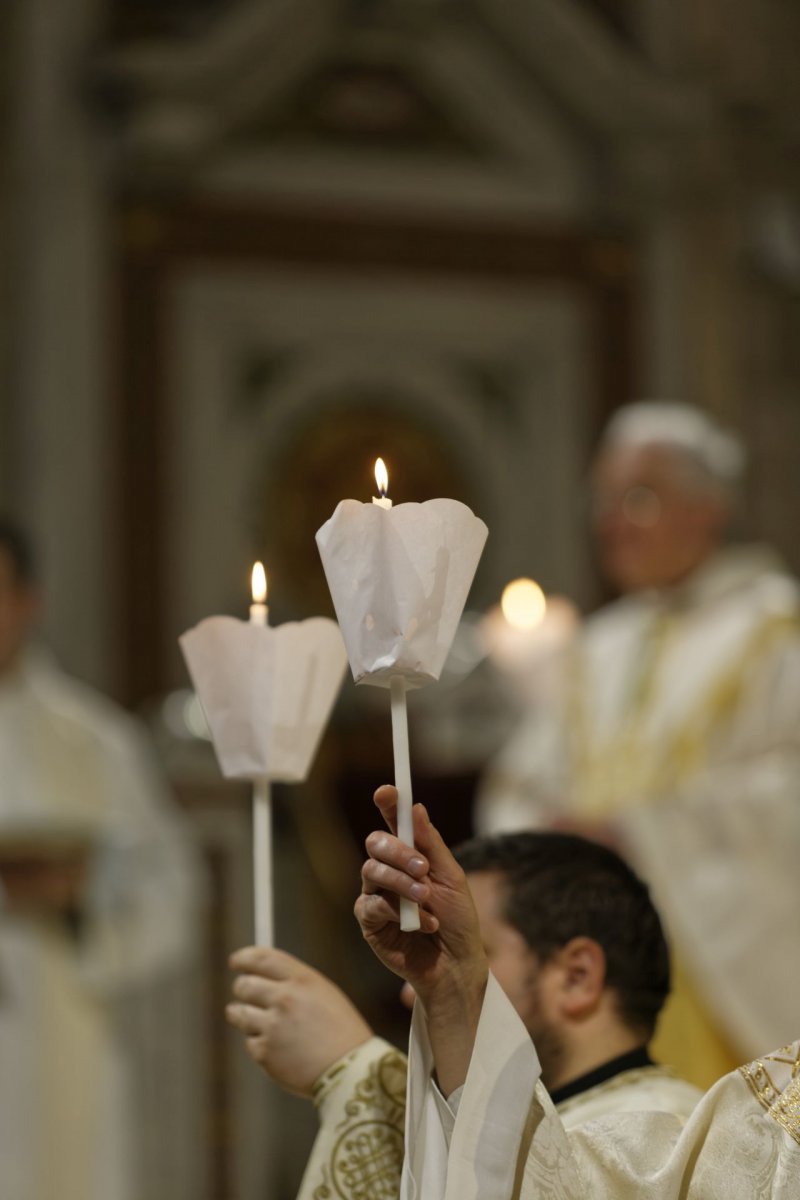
(355, 784), (488, 1097)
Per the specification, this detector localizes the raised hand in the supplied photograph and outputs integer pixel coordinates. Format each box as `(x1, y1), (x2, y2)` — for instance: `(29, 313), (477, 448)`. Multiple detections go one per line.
(355, 785), (488, 1094)
(226, 946), (373, 1097)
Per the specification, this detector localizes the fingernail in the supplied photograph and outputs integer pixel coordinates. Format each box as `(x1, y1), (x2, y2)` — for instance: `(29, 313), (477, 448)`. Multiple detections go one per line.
(408, 856), (426, 876)
(410, 882), (428, 900)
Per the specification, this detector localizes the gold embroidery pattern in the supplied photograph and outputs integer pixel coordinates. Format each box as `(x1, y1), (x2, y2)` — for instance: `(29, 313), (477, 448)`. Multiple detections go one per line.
(312, 1049), (407, 1200)
(569, 612), (800, 815)
(313, 1055), (356, 1108)
(739, 1044), (800, 1147)
(329, 1120), (404, 1199)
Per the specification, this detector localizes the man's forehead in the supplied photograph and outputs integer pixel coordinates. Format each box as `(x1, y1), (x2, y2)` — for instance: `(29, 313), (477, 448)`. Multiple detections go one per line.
(592, 442), (699, 494)
(595, 441), (675, 479)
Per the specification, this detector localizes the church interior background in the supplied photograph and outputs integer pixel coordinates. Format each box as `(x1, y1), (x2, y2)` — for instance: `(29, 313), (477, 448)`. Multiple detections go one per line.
(1, 0), (799, 1196)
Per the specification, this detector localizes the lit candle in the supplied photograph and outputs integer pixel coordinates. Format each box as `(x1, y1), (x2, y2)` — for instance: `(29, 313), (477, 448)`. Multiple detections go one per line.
(250, 561), (269, 626)
(480, 578), (578, 704)
(316, 467), (488, 933)
(372, 458), (416, 928)
(370, 459), (417, 927)
(501, 578), (546, 632)
(372, 458), (392, 509)
(250, 560), (273, 947)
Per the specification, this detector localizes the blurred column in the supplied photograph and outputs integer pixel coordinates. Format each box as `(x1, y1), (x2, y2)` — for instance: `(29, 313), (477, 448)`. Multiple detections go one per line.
(633, 0), (693, 402)
(6, 0), (113, 689)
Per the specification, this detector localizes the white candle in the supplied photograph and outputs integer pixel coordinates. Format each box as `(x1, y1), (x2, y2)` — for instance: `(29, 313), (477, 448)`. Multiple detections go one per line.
(390, 675), (421, 932)
(372, 456), (392, 509)
(372, 462), (418, 929)
(250, 561), (273, 946)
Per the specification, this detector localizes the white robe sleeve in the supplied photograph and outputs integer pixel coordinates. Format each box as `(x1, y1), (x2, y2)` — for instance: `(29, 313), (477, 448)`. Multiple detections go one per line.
(297, 1037), (407, 1200)
(401, 973), (576, 1200)
(404, 975), (800, 1200)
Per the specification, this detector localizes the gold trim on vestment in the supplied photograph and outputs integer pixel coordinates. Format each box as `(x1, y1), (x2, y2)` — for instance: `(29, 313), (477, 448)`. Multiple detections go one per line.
(739, 1045), (800, 1147)
(569, 612), (800, 815)
(311, 1047), (407, 1200)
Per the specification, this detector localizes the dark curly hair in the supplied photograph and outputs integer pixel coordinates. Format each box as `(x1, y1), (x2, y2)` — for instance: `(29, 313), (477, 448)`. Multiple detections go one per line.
(454, 830), (670, 1039)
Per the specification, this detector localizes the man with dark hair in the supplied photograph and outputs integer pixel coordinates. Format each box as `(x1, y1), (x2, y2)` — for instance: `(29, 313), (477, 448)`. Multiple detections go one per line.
(448, 830), (677, 1112)
(227, 803), (699, 1198)
(353, 788), (799, 1200)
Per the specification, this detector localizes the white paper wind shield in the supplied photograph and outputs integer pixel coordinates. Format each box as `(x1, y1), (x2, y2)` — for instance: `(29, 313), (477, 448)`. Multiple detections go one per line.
(179, 616), (348, 782)
(315, 498), (488, 688)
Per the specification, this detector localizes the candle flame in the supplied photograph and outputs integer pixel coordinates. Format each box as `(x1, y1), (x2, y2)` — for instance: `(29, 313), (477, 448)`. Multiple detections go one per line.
(374, 457), (389, 498)
(251, 561), (268, 604)
(501, 578), (546, 631)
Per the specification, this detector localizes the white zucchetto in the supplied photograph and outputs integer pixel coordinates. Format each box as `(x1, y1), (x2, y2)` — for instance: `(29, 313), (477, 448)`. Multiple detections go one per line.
(601, 401), (746, 492)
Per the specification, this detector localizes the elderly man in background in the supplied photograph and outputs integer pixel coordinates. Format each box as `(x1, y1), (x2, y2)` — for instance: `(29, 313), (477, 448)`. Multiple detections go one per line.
(0, 519), (204, 1200)
(477, 402), (800, 1086)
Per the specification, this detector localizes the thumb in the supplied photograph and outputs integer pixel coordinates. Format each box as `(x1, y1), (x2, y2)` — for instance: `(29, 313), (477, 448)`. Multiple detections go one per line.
(411, 804), (461, 881)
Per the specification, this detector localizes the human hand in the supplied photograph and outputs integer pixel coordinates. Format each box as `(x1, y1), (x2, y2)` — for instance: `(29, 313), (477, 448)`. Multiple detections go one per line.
(226, 946), (373, 1098)
(355, 785), (488, 1095)
(355, 785), (487, 1011)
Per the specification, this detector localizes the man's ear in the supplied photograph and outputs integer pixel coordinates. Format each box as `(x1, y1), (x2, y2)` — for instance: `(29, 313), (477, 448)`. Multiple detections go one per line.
(553, 937), (606, 1019)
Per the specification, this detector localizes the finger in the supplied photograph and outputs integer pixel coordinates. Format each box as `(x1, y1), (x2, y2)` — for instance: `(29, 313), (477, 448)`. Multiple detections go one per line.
(355, 892), (439, 935)
(354, 891), (400, 932)
(373, 785), (399, 835)
(362, 857), (429, 903)
(229, 946), (299, 978)
(417, 908), (439, 933)
(225, 1002), (268, 1037)
(232, 974), (281, 1007)
(364, 830), (429, 879)
(411, 804), (463, 883)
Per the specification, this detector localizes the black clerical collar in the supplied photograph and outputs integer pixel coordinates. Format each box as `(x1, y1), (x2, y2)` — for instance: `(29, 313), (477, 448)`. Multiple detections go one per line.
(549, 1046), (654, 1106)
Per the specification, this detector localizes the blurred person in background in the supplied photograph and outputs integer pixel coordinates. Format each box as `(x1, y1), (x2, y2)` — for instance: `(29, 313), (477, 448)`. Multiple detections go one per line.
(476, 402), (800, 1088)
(227, 811), (702, 1199)
(0, 518), (204, 1200)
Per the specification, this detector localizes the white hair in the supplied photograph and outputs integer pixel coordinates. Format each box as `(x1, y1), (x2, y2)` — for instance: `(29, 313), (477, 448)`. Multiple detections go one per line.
(601, 402), (746, 497)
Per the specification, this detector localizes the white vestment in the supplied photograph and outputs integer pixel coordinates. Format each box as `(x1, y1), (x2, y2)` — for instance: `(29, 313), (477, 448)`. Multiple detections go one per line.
(295, 1033), (702, 1198)
(555, 1062), (701, 1130)
(0, 652), (204, 1200)
(403, 975), (800, 1200)
(477, 546), (800, 1061)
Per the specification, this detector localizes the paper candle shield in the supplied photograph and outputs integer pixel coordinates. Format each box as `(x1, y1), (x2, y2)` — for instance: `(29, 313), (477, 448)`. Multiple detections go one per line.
(179, 616), (347, 781)
(316, 498), (488, 688)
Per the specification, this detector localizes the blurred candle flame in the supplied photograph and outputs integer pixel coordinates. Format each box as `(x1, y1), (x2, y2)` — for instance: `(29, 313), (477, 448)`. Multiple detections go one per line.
(501, 578), (546, 631)
(251, 561), (268, 604)
(374, 457), (389, 498)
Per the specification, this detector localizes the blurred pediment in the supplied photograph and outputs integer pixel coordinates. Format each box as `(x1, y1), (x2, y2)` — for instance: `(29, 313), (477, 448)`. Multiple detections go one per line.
(98, 0), (707, 213)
